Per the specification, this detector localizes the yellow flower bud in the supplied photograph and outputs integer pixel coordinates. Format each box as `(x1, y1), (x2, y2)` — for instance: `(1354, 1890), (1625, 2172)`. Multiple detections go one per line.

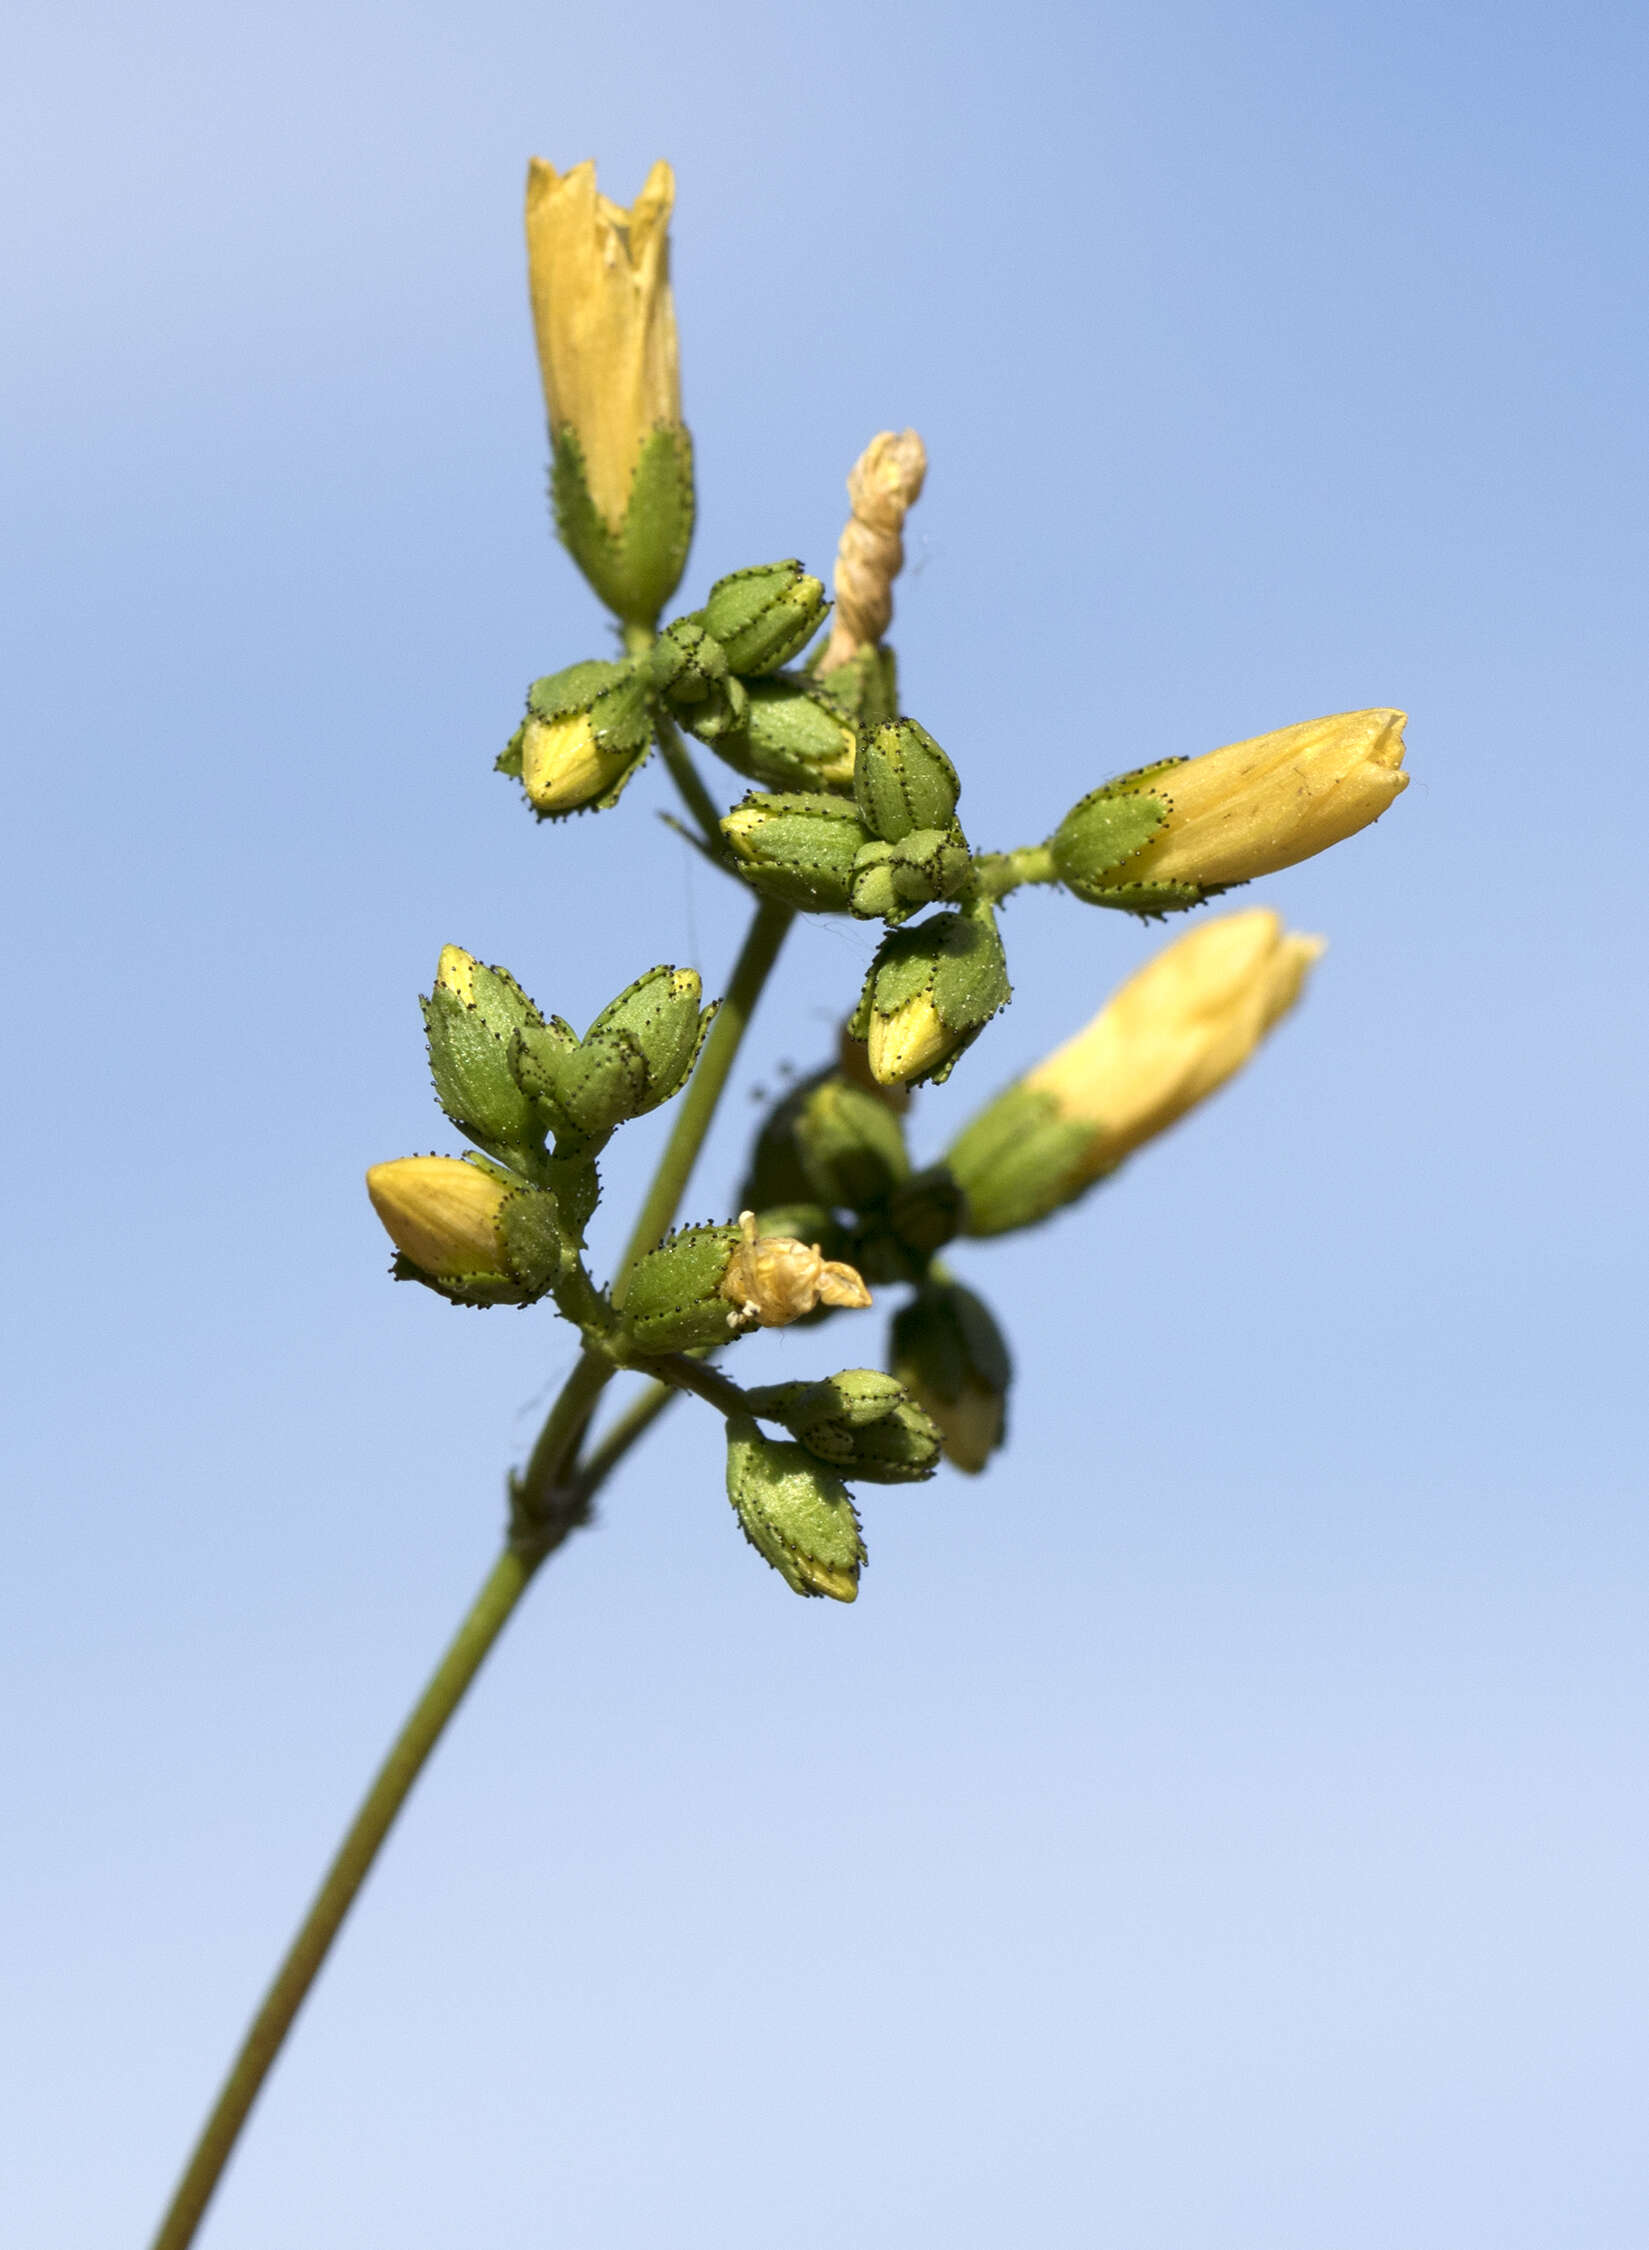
(524, 157), (681, 533)
(1119, 708), (1408, 888)
(866, 993), (952, 1087)
(519, 711), (633, 816)
(435, 945), (478, 1006)
(365, 1156), (510, 1281)
(1029, 908), (1323, 1180)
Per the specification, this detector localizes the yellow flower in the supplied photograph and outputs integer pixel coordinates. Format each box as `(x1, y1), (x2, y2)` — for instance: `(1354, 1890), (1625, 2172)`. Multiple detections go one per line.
(1121, 708), (1408, 888)
(365, 1155), (510, 1281)
(524, 157), (681, 533)
(1027, 907), (1323, 1180)
(519, 711), (633, 816)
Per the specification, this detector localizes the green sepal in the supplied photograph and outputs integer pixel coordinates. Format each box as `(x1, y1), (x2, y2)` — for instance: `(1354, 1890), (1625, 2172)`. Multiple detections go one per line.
(525, 659), (651, 750)
(700, 560), (830, 676)
(711, 678), (859, 791)
(720, 790), (868, 913)
(889, 1278), (1013, 1474)
(884, 1164), (967, 1262)
(540, 1153), (601, 1248)
(724, 1414), (866, 1600)
(587, 966), (717, 1113)
(421, 978), (547, 1169)
(551, 424), (695, 628)
(849, 827), (973, 923)
(853, 718), (961, 843)
(798, 1078), (909, 1211)
(622, 1222), (744, 1354)
(1051, 760), (1213, 914)
(945, 1081), (1103, 1235)
(743, 1371), (941, 1485)
(496, 725), (525, 779)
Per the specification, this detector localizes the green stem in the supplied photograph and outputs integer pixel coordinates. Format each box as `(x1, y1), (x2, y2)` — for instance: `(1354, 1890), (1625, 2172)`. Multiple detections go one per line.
(649, 1351), (750, 1420)
(148, 1545), (539, 2250)
(149, 891), (796, 2250)
(653, 711), (730, 858)
(611, 894), (794, 1303)
(969, 843), (1057, 903)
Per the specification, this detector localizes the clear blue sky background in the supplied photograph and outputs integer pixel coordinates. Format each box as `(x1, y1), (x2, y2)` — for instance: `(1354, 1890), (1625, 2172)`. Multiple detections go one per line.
(6, 1), (1647, 2243)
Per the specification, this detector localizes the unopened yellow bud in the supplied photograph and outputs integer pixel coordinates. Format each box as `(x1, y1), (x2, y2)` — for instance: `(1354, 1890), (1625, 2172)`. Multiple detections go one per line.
(867, 993), (952, 1087)
(435, 945), (478, 1006)
(520, 711), (632, 816)
(1121, 709), (1408, 888)
(366, 1155), (509, 1280)
(525, 157), (681, 532)
(1029, 909), (1324, 1180)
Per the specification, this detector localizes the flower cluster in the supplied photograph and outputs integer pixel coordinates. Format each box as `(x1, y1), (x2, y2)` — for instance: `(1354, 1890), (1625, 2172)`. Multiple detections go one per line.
(366, 156), (1411, 1604)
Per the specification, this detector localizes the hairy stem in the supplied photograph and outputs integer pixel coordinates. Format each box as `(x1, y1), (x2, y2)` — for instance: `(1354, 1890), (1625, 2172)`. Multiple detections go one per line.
(969, 843), (1057, 902)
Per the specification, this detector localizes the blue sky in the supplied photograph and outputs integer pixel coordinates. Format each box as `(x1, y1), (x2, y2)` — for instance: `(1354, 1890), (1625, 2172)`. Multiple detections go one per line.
(5, 2), (1647, 2243)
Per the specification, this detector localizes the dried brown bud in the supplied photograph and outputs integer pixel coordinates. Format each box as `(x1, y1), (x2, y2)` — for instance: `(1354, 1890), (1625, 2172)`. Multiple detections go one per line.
(818, 429), (927, 673)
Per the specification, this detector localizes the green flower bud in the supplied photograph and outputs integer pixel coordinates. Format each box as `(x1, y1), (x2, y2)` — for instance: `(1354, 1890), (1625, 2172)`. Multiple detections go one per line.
(505, 659), (654, 818)
(510, 967), (715, 1145)
(650, 618), (750, 747)
(883, 1164), (966, 1262)
(797, 1078), (909, 1211)
(848, 827), (973, 923)
(714, 679), (858, 791)
(622, 1221), (746, 1353)
(853, 718), (961, 842)
(745, 1370), (941, 1484)
(420, 947), (549, 1168)
(850, 904), (1012, 1087)
(809, 644), (899, 730)
(724, 1413), (866, 1601)
(720, 791), (868, 913)
(700, 559), (829, 676)
(365, 1154), (565, 1308)
(889, 1279), (1012, 1475)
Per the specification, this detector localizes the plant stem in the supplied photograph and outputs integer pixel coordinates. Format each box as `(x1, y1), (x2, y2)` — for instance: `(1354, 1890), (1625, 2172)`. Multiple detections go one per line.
(149, 890), (795, 2250)
(653, 711), (730, 858)
(611, 894), (794, 1303)
(969, 843), (1057, 902)
(148, 1544), (539, 2250)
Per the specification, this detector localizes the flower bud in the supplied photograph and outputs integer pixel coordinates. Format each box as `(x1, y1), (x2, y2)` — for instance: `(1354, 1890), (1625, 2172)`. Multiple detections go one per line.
(724, 1415), (866, 1601)
(1054, 710), (1409, 911)
(720, 791), (868, 912)
(421, 948), (547, 1167)
(506, 659), (653, 818)
(510, 966), (714, 1145)
(713, 680), (858, 791)
(719, 1211), (872, 1329)
(699, 559), (829, 676)
(365, 1154), (564, 1308)
(851, 905), (1011, 1087)
(623, 1222), (747, 1352)
(525, 158), (693, 625)
(649, 617), (751, 747)
(948, 909), (1324, 1234)
(849, 828), (973, 923)
(745, 1370), (942, 1484)
(889, 1279), (1012, 1475)
(853, 718), (961, 843)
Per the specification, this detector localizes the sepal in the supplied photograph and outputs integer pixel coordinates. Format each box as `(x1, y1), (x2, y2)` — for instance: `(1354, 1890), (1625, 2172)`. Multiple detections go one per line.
(849, 827), (972, 923)
(1050, 762), (1207, 915)
(744, 1371), (941, 1484)
(713, 679), (858, 790)
(700, 560), (829, 676)
(622, 1221), (746, 1353)
(552, 423), (695, 629)
(421, 948), (549, 1167)
(853, 718), (962, 842)
(724, 1414), (866, 1600)
(720, 791), (868, 912)
(945, 1082), (1100, 1236)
